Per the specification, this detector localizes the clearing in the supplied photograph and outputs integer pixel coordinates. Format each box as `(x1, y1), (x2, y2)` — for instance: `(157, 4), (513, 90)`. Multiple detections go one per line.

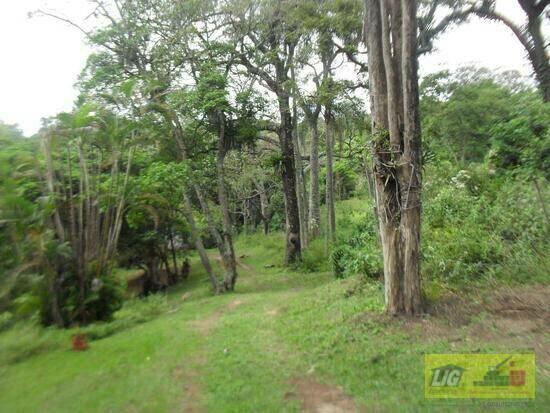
(0, 232), (548, 413)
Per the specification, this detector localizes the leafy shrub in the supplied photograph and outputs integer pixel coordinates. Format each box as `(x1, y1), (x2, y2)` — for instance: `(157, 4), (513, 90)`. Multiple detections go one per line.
(422, 163), (546, 284)
(331, 244), (382, 280)
(38, 271), (125, 327)
(330, 202), (382, 279)
(0, 311), (14, 331)
(81, 294), (168, 340)
(14, 292), (41, 318)
(299, 239), (330, 273)
(0, 323), (65, 365)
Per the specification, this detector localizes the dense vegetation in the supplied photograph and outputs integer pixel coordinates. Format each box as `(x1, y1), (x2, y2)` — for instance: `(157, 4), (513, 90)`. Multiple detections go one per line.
(0, 0), (548, 411)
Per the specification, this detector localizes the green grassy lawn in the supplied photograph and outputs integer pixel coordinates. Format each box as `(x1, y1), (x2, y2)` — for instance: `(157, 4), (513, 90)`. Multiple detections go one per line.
(0, 207), (548, 412)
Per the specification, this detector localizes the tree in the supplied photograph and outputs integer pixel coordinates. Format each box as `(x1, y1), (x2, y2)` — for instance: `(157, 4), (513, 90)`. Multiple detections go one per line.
(364, 0), (423, 315)
(65, 0), (236, 293)
(420, 67), (514, 163)
(472, 0), (550, 102)
(489, 91), (550, 228)
(226, 0), (304, 264)
(418, 0), (550, 102)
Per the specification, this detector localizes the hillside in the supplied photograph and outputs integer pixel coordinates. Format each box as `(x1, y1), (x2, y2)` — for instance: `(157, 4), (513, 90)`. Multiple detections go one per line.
(1, 201), (548, 413)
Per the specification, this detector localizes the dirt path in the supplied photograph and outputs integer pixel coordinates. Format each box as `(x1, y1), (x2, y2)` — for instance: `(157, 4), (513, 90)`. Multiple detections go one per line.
(174, 299), (245, 413)
(171, 353), (207, 413)
(188, 299), (244, 336)
(287, 377), (364, 413)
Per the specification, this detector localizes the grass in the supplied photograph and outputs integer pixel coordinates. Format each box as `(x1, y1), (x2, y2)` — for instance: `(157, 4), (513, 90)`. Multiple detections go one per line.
(0, 199), (548, 412)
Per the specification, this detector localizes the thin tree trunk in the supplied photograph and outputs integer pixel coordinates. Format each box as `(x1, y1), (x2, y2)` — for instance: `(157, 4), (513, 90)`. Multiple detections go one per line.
(182, 192), (220, 293)
(109, 146), (134, 259)
(48, 273), (64, 328)
(308, 117), (321, 238)
(156, 105), (224, 291)
(292, 113), (308, 249)
(533, 178), (549, 230)
(400, 0), (422, 315)
(291, 66), (308, 248)
(194, 186), (232, 275)
(278, 93), (302, 264)
(325, 109), (336, 244)
(66, 144), (77, 247)
(217, 111), (238, 291)
(253, 177), (271, 235)
(526, 10), (550, 102)
(42, 134), (65, 242)
(168, 228), (179, 277)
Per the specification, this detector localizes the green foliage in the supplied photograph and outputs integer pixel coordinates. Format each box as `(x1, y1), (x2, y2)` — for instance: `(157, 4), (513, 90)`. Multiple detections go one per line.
(488, 93), (550, 179)
(0, 323), (65, 365)
(299, 239), (330, 273)
(80, 294), (169, 340)
(0, 311), (14, 332)
(422, 162), (547, 285)
(421, 67), (522, 163)
(329, 199), (382, 279)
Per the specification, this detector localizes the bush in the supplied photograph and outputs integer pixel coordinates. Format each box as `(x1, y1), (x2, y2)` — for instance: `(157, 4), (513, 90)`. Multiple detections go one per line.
(330, 202), (382, 279)
(422, 163), (546, 285)
(38, 271), (125, 327)
(299, 239), (330, 273)
(81, 294), (169, 340)
(0, 323), (65, 365)
(331, 244), (382, 280)
(0, 311), (14, 331)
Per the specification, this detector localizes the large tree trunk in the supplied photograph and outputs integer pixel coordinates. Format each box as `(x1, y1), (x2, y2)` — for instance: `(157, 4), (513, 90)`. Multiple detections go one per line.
(364, 0), (422, 316)
(325, 108), (336, 244)
(400, 0), (422, 314)
(278, 93), (302, 264)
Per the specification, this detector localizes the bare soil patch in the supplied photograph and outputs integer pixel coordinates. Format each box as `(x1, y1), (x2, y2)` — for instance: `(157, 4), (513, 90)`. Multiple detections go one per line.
(171, 354), (208, 413)
(287, 377), (363, 413)
(406, 284), (549, 361)
(352, 284), (549, 363)
(188, 299), (244, 337)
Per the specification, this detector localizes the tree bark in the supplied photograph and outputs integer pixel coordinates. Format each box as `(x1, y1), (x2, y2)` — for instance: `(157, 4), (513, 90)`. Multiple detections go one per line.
(364, 0), (422, 316)
(325, 109), (336, 244)
(216, 112), (238, 291)
(279, 93), (302, 264)
(524, 3), (550, 102)
(292, 101), (308, 249)
(400, 0), (422, 315)
(182, 192), (220, 293)
(168, 228), (179, 278)
(155, 104), (223, 293)
(308, 115), (322, 239)
(472, 1), (550, 102)
(533, 178), (549, 230)
(253, 177), (271, 235)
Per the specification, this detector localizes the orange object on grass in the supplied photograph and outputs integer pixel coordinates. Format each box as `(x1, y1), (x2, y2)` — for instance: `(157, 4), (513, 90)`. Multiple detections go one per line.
(72, 334), (89, 351)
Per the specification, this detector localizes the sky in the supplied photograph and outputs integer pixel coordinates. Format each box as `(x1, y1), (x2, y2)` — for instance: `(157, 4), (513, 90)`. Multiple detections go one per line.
(0, 1), (537, 136)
